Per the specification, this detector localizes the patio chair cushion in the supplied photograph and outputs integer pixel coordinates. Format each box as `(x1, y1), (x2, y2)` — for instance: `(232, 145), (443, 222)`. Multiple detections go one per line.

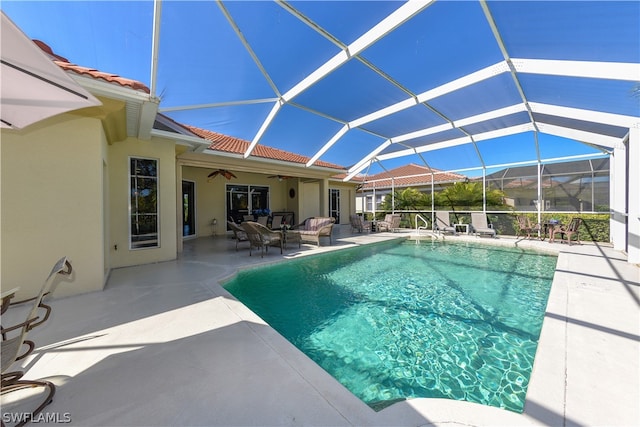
(295, 217), (335, 246)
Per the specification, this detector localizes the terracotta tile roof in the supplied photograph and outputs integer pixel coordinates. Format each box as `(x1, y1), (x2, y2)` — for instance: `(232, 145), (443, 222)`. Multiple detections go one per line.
(360, 163), (466, 190)
(183, 125), (346, 171)
(34, 40), (150, 94)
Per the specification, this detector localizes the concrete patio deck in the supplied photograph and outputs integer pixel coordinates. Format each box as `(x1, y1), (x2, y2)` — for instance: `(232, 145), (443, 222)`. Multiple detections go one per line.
(2, 225), (638, 426)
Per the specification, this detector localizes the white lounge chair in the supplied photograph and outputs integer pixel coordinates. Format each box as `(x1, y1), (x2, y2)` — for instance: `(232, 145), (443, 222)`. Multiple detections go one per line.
(471, 212), (496, 238)
(434, 211), (457, 235)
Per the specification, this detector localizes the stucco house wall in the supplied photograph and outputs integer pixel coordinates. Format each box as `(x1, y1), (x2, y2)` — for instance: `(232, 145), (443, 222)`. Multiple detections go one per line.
(108, 136), (177, 268)
(1, 115), (107, 299)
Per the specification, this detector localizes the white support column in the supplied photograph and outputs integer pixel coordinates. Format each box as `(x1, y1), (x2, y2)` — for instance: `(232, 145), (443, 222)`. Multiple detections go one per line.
(537, 162), (542, 225)
(482, 169), (487, 212)
(610, 145), (627, 252)
(627, 128), (639, 264)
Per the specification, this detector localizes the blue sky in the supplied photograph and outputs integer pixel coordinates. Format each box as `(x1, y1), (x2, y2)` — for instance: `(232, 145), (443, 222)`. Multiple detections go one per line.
(3, 1), (634, 177)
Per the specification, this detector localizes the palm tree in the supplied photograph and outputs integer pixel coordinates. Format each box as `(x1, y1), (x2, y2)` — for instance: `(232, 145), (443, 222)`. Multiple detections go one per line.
(434, 182), (506, 210)
(381, 187), (429, 211)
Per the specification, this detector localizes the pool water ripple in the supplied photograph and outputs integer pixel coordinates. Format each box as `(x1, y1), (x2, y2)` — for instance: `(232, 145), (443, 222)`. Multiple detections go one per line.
(224, 240), (556, 412)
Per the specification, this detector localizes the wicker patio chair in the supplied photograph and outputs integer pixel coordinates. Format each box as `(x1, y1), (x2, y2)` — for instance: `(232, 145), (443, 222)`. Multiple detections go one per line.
(377, 214), (401, 232)
(349, 214), (371, 233)
(241, 221), (284, 257)
(227, 221), (249, 251)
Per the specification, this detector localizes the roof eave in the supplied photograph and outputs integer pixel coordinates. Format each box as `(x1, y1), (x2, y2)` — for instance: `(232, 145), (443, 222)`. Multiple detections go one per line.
(200, 148), (346, 176)
(150, 129), (210, 152)
(71, 74), (160, 140)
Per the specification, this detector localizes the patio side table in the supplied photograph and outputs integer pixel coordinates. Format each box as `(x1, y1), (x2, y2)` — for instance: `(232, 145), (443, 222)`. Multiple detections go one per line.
(454, 224), (469, 234)
(284, 229), (301, 248)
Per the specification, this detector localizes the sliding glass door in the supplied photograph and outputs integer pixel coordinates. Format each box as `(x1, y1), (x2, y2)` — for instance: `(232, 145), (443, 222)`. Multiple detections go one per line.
(227, 185), (270, 223)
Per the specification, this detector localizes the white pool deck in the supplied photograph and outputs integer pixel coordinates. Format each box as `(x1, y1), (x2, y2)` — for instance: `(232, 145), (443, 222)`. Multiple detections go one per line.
(2, 225), (639, 426)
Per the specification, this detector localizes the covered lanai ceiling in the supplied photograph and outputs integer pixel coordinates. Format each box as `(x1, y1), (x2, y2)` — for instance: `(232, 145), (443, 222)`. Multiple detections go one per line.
(3, 1), (639, 180)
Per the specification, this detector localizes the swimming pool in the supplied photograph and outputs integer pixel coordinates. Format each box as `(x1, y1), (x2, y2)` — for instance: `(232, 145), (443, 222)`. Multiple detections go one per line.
(224, 240), (557, 412)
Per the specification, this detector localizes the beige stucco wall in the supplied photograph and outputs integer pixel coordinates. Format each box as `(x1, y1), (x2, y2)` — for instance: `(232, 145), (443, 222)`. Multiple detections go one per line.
(1, 115), (107, 299)
(301, 181), (321, 220)
(108, 136), (177, 268)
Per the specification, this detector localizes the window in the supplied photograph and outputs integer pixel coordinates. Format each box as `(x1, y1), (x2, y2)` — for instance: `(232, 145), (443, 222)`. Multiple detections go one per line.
(226, 185), (270, 223)
(329, 188), (340, 223)
(130, 158), (158, 249)
(182, 180), (195, 237)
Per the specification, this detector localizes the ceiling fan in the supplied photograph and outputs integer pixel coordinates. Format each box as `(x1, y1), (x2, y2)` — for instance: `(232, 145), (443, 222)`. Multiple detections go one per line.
(207, 169), (237, 181)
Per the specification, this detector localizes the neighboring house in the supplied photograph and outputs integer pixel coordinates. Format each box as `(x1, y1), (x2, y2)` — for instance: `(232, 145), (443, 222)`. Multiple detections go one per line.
(482, 158), (610, 212)
(0, 40), (357, 299)
(356, 164), (467, 213)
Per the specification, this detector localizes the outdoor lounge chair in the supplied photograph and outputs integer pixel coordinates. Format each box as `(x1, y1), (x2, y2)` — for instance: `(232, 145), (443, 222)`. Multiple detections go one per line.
(471, 212), (496, 238)
(227, 221), (249, 250)
(292, 217), (335, 246)
(377, 214), (401, 232)
(434, 211), (457, 235)
(1, 257), (72, 427)
(241, 221), (284, 257)
(555, 217), (582, 245)
(349, 214), (371, 233)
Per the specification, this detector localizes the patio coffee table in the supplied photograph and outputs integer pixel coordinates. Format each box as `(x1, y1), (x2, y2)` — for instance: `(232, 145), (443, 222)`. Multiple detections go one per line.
(284, 229), (301, 248)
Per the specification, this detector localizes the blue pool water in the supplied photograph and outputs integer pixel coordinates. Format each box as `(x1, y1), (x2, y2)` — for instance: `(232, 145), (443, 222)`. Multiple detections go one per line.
(224, 240), (557, 412)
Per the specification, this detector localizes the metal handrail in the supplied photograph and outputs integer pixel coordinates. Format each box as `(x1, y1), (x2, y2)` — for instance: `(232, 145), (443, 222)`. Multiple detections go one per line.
(415, 213), (429, 232)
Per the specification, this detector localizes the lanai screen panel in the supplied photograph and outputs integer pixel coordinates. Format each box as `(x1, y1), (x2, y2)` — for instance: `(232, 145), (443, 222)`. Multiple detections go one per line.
(1, 0), (637, 175)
